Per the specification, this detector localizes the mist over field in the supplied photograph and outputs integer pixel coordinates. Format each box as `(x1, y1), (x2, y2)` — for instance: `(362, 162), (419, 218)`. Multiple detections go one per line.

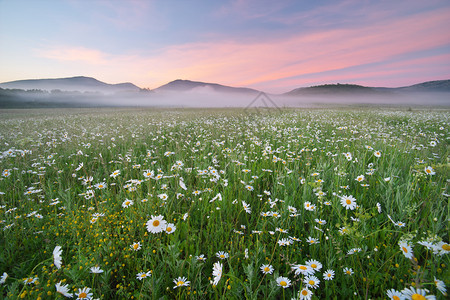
(1, 78), (449, 108)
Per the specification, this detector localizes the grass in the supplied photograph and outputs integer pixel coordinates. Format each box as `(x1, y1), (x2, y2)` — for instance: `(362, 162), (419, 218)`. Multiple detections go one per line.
(0, 107), (448, 299)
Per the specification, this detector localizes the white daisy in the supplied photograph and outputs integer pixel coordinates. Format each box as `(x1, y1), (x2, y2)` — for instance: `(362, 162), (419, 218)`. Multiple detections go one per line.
(146, 215), (167, 234)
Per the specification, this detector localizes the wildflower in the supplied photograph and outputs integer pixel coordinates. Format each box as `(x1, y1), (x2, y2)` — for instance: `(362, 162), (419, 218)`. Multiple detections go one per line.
(399, 241), (414, 259)
(24, 277), (38, 285)
(298, 288), (313, 300)
(323, 269), (334, 280)
(434, 277), (447, 296)
(55, 281), (73, 298)
(292, 264), (314, 276)
(136, 271), (151, 280)
(306, 259), (322, 272)
(260, 264), (274, 275)
(278, 238), (292, 246)
(304, 275), (320, 289)
(165, 223), (176, 234)
(276, 276), (291, 288)
(173, 276), (190, 289)
(271, 211), (281, 218)
(355, 175), (365, 182)
(110, 170), (120, 178)
(434, 241), (450, 255)
(394, 221), (406, 227)
(245, 185), (254, 191)
(424, 166), (435, 175)
(261, 211), (271, 217)
(53, 245), (63, 269)
(374, 150), (381, 157)
(122, 199), (134, 208)
(343, 267), (353, 276)
(0, 272), (8, 284)
(2, 169), (11, 177)
(315, 219), (326, 225)
(195, 254), (206, 262)
(340, 195), (357, 210)
(130, 242), (141, 251)
(242, 201), (251, 214)
(76, 287), (93, 299)
(211, 262), (223, 286)
(146, 215), (167, 234)
(306, 237), (319, 245)
(304, 202), (315, 211)
(216, 251), (229, 260)
(94, 182), (106, 189)
(386, 289), (403, 300)
(143, 170), (154, 178)
(347, 248), (362, 255)
(90, 266), (103, 274)
(401, 286), (436, 299)
(376, 203), (382, 213)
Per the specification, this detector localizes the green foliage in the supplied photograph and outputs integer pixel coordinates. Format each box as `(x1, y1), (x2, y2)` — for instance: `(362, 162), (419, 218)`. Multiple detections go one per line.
(0, 108), (448, 299)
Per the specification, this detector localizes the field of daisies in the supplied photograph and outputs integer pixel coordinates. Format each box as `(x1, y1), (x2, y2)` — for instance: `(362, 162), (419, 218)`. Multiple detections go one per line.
(0, 107), (448, 299)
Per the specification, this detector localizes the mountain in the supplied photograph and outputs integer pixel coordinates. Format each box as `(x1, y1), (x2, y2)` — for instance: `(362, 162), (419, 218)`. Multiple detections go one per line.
(395, 79), (450, 92)
(154, 79), (260, 95)
(284, 80), (450, 97)
(0, 76), (141, 94)
(284, 83), (384, 96)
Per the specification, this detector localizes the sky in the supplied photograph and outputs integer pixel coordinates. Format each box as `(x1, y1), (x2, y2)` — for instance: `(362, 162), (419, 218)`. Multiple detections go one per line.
(1, 0), (449, 93)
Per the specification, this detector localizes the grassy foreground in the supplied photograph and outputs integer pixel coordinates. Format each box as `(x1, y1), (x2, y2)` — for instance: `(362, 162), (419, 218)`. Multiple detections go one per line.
(0, 107), (448, 299)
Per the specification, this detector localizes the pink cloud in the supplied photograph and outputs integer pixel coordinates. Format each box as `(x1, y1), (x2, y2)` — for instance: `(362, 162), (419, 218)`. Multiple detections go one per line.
(33, 6), (450, 92)
(36, 46), (109, 65)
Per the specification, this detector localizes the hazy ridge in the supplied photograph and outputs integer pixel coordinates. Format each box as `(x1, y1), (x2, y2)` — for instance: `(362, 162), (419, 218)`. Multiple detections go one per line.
(1, 77), (449, 108)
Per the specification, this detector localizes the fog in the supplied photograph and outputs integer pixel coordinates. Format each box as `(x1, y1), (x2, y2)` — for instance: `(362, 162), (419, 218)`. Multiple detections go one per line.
(1, 88), (449, 109)
(108, 90), (450, 108)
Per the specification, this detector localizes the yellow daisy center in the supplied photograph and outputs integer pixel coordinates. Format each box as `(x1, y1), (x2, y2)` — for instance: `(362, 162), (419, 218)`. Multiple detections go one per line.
(411, 294), (426, 300)
(220, 255), (225, 258)
(280, 281), (287, 287)
(300, 266), (307, 270)
(141, 274), (146, 278)
(133, 244), (139, 249)
(79, 292), (87, 298)
(442, 244), (450, 251)
(327, 273), (332, 277)
(153, 220), (160, 227)
(346, 270), (351, 274)
(27, 278), (33, 283)
(346, 199), (351, 205)
(302, 290), (308, 296)
(393, 296), (400, 300)
(264, 267), (269, 272)
(166, 227), (172, 232)
(308, 280), (315, 285)
(402, 246), (408, 253)
(125, 201), (130, 206)
(177, 281), (184, 286)
(311, 264), (317, 268)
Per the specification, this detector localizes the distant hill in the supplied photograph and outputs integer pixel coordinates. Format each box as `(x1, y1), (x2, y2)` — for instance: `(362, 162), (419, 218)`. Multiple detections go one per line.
(0, 76), (141, 94)
(284, 83), (381, 96)
(154, 79), (260, 95)
(395, 79), (450, 92)
(283, 80), (450, 97)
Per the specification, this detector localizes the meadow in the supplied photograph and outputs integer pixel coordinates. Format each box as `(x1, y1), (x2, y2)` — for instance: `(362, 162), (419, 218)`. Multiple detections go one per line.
(0, 107), (448, 299)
